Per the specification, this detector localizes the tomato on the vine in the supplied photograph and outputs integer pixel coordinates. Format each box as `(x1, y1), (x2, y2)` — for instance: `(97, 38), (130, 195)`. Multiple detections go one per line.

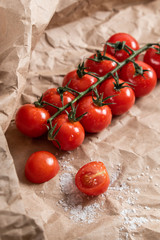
(99, 78), (135, 115)
(51, 114), (85, 151)
(76, 95), (112, 133)
(119, 61), (157, 97)
(16, 104), (50, 138)
(75, 161), (110, 196)
(85, 51), (118, 77)
(144, 47), (160, 79)
(42, 88), (75, 116)
(25, 151), (60, 184)
(63, 70), (98, 94)
(105, 33), (139, 62)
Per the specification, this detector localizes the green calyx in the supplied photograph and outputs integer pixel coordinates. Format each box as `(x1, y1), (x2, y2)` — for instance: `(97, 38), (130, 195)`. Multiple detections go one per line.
(34, 95), (44, 108)
(111, 72), (134, 91)
(152, 44), (160, 55)
(129, 60), (149, 77)
(105, 41), (134, 55)
(88, 50), (119, 64)
(92, 88), (115, 106)
(67, 103), (87, 122)
(76, 62), (87, 78)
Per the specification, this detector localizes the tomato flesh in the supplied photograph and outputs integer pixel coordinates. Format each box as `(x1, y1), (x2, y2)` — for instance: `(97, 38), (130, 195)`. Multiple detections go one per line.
(75, 161), (110, 196)
(15, 104), (50, 137)
(25, 151), (60, 184)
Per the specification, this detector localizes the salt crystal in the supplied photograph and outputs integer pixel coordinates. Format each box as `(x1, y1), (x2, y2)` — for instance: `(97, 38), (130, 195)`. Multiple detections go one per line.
(146, 166), (149, 170)
(141, 173), (144, 176)
(127, 177), (132, 181)
(144, 206), (150, 210)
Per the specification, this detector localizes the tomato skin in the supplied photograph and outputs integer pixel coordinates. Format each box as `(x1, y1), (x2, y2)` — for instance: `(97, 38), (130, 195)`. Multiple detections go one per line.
(25, 151), (60, 184)
(15, 104), (50, 138)
(76, 96), (112, 133)
(75, 161), (110, 196)
(106, 33), (139, 62)
(119, 61), (157, 97)
(63, 70), (98, 94)
(85, 52), (118, 77)
(42, 88), (75, 116)
(99, 78), (135, 115)
(144, 47), (160, 79)
(51, 114), (85, 151)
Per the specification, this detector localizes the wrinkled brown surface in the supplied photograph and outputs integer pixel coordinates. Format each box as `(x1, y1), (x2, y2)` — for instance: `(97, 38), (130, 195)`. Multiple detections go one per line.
(1, 0), (160, 239)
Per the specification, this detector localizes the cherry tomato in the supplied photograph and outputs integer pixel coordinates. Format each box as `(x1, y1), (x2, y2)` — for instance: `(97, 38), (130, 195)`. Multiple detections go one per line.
(119, 61), (157, 97)
(16, 104), (50, 137)
(105, 33), (139, 62)
(85, 52), (118, 77)
(25, 151), (60, 184)
(42, 88), (75, 116)
(144, 47), (160, 79)
(76, 96), (112, 133)
(63, 70), (98, 94)
(99, 78), (135, 115)
(51, 114), (85, 151)
(75, 161), (110, 196)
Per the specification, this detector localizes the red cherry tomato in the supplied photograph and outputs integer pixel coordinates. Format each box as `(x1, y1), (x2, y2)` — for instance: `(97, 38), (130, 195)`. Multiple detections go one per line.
(106, 33), (139, 62)
(51, 114), (85, 151)
(119, 61), (157, 97)
(99, 78), (135, 115)
(63, 70), (98, 94)
(144, 47), (160, 79)
(76, 96), (112, 133)
(75, 161), (110, 196)
(16, 104), (50, 137)
(25, 151), (60, 184)
(85, 52), (118, 77)
(42, 88), (75, 116)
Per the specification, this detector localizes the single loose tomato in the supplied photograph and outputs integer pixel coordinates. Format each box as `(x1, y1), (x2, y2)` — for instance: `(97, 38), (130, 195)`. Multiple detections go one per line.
(99, 78), (135, 115)
(63, 70), (98, 94)
(144, 47), (160, 79)
(15, 104), (50, 137)
(85, 51), (118, 77)
(76, 96), (112, 133)
(51, 114), (85, 151)
(119, 61), (157, 97)
(42, 88), (75, 116)
(25, 151), (60, 184)
(105, 33), (139, 62)
(75, 161), (110, 196)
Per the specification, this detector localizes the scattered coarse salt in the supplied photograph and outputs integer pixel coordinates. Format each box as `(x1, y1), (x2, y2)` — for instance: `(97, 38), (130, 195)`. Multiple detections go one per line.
(127, 177), (132, 181)
(58, 172), (105, 223)
(144, 206), (150, 210)
(146, 166), (149, 170)
(141, 173), (144, 176)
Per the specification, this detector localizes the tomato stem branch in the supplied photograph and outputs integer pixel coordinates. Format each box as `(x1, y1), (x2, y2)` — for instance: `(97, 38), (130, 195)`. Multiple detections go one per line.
(47, 43), (158, 124)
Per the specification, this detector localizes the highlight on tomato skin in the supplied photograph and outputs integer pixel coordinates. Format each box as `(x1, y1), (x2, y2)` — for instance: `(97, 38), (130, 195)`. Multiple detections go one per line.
(15, 104), (50, 138)
(75, 161), (110, 196)
(25, 151), (60, 184)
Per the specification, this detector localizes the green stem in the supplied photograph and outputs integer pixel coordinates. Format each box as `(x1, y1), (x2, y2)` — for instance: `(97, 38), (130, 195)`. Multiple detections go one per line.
(47, 43), (158, 124)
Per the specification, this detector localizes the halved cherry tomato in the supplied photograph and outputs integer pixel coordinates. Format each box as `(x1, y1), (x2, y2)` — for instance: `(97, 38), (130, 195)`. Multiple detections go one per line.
(63, 70), (98, 94)
(25, 151), (60, 184)
(99, 78), (135, 115)
(76, 96), (112, 133)
(119, 61), (157, 97)
(105, 33), (139, 62)
(75, 161), (110, 196)
(15, 104), (50, 137)
(144, 47), (160, 79)
(42, 88), (75, 116)
(85, 52), (118, 77)
(51, 114), (85, 151)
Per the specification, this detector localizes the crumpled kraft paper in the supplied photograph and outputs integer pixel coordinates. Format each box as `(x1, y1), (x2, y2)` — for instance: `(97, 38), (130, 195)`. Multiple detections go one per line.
(1, 0), (160, 239)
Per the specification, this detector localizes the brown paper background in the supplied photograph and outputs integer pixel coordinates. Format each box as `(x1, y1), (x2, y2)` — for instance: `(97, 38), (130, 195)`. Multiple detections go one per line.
(1, 0), (160, 239)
